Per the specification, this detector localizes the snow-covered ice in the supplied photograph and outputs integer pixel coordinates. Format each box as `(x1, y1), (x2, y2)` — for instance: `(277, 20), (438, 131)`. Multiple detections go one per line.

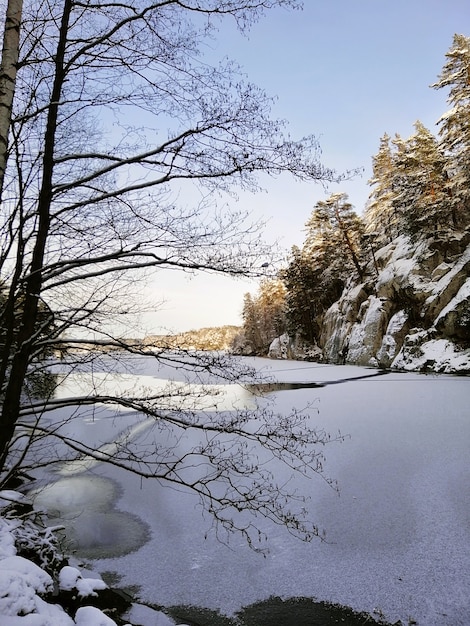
(82, 358), (468, 626)
(1, 356), (469, 625)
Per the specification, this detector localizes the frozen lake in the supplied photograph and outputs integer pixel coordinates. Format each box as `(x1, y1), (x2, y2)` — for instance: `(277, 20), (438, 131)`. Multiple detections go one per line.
(33, 356), (470, 625)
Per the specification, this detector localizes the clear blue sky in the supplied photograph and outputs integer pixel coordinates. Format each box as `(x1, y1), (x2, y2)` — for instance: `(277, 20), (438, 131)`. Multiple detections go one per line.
(142, 0), (469, 335)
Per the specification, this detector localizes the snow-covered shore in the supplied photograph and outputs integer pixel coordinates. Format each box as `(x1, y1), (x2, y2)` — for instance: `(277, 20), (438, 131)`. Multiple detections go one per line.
(0, 489), (134, 626)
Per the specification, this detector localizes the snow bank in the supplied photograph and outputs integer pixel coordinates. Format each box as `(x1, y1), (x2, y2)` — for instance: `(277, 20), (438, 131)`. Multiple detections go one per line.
(0, 518), (17, 558)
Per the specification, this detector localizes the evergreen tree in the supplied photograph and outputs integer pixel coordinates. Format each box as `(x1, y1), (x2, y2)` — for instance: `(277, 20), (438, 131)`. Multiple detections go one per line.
(241, 279), (286, 354)
(432, 33), (470, 225)
(282, 245), (334, 344)
(241, 292), (261, 353)
(364, 133), (398, 245)
(257, 278), (287, 341)
(324, 193), (365, 279)
(283, 194), (364, 344)
(391, 122), (449, 238)
(305, 193), (365, 280)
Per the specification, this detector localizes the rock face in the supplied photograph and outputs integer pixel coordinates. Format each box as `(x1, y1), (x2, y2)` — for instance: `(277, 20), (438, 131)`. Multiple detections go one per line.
(284, 232), (470, 373)
(268, 333), (322, 361)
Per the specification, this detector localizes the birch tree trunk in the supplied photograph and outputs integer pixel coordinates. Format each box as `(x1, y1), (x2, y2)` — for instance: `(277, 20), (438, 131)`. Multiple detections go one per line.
(0, 0), (22, 201)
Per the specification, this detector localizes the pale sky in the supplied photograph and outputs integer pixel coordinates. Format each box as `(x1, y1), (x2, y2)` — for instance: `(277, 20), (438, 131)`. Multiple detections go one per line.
(141, 0), (469, 335)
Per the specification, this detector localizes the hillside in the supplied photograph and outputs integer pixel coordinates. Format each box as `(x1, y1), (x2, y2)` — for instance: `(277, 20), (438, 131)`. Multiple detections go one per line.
(144, 325), (241, 351)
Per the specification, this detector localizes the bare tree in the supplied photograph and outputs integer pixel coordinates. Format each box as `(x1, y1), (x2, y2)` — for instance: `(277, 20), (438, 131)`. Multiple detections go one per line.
(0, 0), (340, 548)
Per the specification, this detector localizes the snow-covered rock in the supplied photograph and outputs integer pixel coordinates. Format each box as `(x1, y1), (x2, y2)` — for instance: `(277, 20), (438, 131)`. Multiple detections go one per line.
(345, 296), (390, 366)
(75, 606), (118, 626)
(375, 310), (409, 367)
(434, 277), (470, 340)
(272, 232), (470, 373)
(323, 234), (470, 371)
(1, 556), (54, 595)
(0, 498), (128, 626)
(392, 336), (470, 373)
(268, 333), (291, 359)
(58, 566), (107, 598)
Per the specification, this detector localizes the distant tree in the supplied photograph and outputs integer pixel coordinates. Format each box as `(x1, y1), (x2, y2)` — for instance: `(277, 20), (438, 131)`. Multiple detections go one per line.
(256, 278), (287, 344)
(432, 33), (470, 226)
(241, 292), (263, 353)
(0, 0), (340, 549)
(239, 278), (286, 354)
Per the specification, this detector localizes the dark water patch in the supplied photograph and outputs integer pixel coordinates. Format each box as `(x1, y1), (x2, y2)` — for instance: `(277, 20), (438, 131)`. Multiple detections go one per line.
(247, 370), (391, 394)
(247, 381), (326, 393)
(165, 605), (236, 626)
(165, 597), (399, 625)
(235, 597), (397, 625)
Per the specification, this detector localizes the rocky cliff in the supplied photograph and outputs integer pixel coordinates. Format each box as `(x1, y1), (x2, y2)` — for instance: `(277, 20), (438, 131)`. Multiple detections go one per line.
(269, 232), (470, 373)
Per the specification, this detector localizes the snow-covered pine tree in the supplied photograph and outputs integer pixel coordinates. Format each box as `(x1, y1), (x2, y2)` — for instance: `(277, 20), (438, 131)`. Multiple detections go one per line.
(282, 194), (364, 346)
(319, 193), (366, 280)
(364, 133), (398, 246)
(391, 122), (449, 238)
(432, 33), (470, 227)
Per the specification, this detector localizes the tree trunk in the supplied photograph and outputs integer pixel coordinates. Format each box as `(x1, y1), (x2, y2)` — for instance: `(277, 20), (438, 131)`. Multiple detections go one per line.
(0, 0), (22, 202)
(0, 0), (72, 473)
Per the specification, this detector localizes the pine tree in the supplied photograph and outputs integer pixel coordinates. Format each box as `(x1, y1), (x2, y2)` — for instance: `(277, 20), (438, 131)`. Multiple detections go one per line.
(306, 193), (365, 280)
(391, 122), (449, 238)
(257, 278), (287, 342)
(282, 246), (332, 344)
(432, 33), (470, 225)
(241, 293), (261, 353)
(282, 194), (365, 344)
(325, 193), (366, 279)
(241, 279), (286, 354)
(364, 133), (398, 245)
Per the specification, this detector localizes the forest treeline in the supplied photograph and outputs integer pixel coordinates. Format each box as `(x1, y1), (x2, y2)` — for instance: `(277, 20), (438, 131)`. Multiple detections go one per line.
(233, 34), (470, 356)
